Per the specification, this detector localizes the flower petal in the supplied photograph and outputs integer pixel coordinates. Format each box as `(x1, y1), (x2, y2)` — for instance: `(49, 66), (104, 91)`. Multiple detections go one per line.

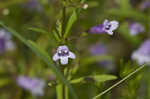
(6, 40), (15, 51)
(52, 53), (59, 61)
(69, 51), (76, 59)
(103, 19), (109, 26)
(106, 30), (113, 35)
(60, 57), (68, 65)
(109, 21), (119, 30)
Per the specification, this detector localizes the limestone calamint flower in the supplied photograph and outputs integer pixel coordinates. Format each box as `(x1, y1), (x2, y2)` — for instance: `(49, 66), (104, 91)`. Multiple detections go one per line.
(17, 76), (45, 96)
(132, 39), (150, 65)
(89, 19), (119, 35)
(0, 29), (15, 53)
(129, 22), (144, 36)
(53, 45), (76, 65)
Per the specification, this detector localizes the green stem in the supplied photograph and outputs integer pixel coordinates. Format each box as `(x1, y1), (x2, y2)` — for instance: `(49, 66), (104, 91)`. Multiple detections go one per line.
(62, 0), (66, 37)
(56, 84), (64, 99)
(64, 67), (69, 99)
(93, 63), (147, 99)
(65, 86), (69, 99)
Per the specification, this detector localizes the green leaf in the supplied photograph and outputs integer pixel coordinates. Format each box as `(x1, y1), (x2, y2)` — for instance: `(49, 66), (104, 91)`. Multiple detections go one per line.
(70, 75), (117, 84)
(28, 27), (49, 34)
(64, 10), (77, 38)
(0, 21), (78, 99)
(53, 30), (61, 42)
(63, 0), (87, 38)
(70, 77), (84, 84)
(92, 75), (117, 83)
(56, 20), (62, 37)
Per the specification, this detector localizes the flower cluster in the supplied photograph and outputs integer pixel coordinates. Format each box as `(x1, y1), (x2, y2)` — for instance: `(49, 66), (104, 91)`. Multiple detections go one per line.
(17, 76), (45, 96)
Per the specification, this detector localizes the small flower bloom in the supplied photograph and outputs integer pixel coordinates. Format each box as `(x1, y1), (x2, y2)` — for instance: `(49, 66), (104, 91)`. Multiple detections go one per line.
(17, 76), (45, 96)
(129, 22), (144, 36)
(89, 43), (107, 55)
(89, 24), (104, 34)
(53, 45), (76, 65)
(89, 43), (114, 69)
(132, 39), (150, 65)
(89, 19), (119, 35)
(103, 19), (119, 35)
(0, 29), (15, 53)
(140, 1), (150, 11)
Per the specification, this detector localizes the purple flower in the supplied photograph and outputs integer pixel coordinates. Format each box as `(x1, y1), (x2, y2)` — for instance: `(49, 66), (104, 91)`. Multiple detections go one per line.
(89, 24), (104, 34)
(53, 45), (76, 65)
(129, 22), (145, 36)
(17, 76), (45, 96)
(0, 29), (15, 53)
(140, 1), (150, 11)
(89, 19), (119, 35)
(89, 43), (107, 55)
(132, 39), (150, 65)
(23, 0), (42, 12)
(89, 43), (114, 69)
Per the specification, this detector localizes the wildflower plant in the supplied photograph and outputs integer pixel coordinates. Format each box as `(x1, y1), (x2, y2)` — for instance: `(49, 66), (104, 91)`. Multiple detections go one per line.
(0, 0), (149, 99)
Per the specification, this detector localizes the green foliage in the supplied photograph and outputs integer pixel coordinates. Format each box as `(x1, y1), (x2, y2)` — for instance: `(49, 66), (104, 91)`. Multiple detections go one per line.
(64, 10), (77, 38)
(71, 74), (117, 84)
(0, 22), (78, 99)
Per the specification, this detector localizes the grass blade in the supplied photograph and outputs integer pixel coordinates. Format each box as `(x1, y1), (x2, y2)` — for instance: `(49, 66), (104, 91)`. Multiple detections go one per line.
(93, 63), (147, 99)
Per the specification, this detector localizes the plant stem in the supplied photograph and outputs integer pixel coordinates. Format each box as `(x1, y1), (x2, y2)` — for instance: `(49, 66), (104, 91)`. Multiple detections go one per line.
(62, 0), (66, 37)
(65, 86), (69, 99)
(93, 63), (147, 99)
(56, 84), (64, 99)
(64, 67), (69, 99)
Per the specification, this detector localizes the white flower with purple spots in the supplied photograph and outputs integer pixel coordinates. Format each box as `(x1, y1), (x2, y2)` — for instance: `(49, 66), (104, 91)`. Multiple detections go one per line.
(131, 39), (150, 65)
(53, 45), (76, 65)
(17, 76), (45, 96)
(103, 19), (119, 35)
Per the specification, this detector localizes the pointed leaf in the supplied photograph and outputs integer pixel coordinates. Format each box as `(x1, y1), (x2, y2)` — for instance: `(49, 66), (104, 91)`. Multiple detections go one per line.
(92, 75), (117, 83)
(64, 10), (77, 38)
